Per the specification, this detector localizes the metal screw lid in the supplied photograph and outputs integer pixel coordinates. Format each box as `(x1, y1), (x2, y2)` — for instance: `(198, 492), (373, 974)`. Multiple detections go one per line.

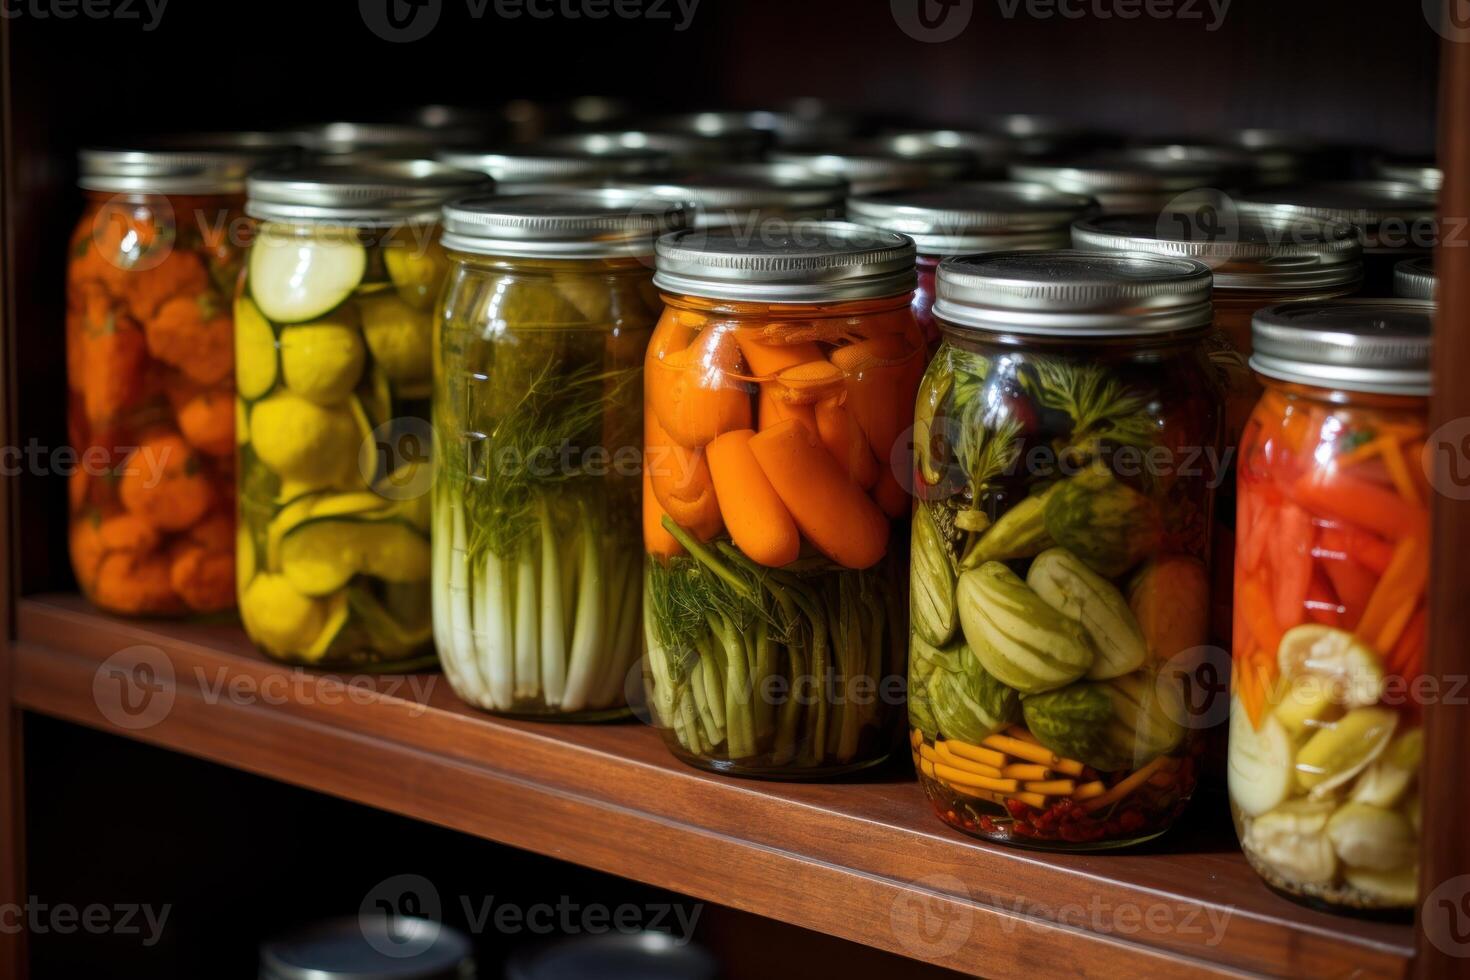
(934, 248), (1214, 337)
(296, 120), (478, 157)
(1393, 256), (1436, 301)
(441, 190), (689, 259)
(977, 114), (1098, 158)
(1240, 181), (1438, 247)
(848, 181), (1096, 255)
(79, 135), (295, 195)
(770, 137), (975, 194)
(1250, 299), (1433, 396)
(549, 131), (737, 170)
(1372, 154), (1443, 193)
(258, 915), (474, 980)
(636, 112), (772, 159)
(437, 137), (670, 185)
(1010, 148), (1226, 212)
(882, 129), (1017, 164)
(246, 161), (490, 224)
(619, 163), (847, 226)
(1071, 212), (1362, 292)
(653, 221), (917, 303)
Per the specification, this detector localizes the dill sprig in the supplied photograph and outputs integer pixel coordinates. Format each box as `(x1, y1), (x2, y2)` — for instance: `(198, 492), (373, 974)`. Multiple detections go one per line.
(1025, 357), (1157, 450)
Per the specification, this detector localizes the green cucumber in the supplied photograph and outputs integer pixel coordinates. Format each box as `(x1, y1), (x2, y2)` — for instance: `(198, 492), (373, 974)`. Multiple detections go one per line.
(249, 227), (367, 324)
(279, 513), (429, 596)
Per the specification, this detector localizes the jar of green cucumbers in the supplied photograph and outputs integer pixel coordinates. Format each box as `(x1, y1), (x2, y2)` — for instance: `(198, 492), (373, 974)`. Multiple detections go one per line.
(910, 250), (1224, 848)
(433, 192), (688, 719)
(236, 161), (487, 668)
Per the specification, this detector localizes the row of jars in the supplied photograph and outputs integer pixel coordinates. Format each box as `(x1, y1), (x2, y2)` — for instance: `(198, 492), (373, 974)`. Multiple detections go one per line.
(64, 145), (1432, 915)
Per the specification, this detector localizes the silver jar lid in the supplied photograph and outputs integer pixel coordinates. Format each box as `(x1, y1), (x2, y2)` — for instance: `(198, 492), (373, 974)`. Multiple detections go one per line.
(259, 915), (474, 980)
(770, 137), (975, 194)
(882, 129), (1016, 165)
(1371, 154), (1442, 193)
(1393, 256), (1436, 300)
(441, 190), (689, 259)
(438, 137), (670, 186)
(636, 112), (772, 159)
(1240, 181), (1438, 247)
(620, 164), (847, 226)
(1130, 140), (1300, 188)
(548, 130), (734, 170)
(79, 135), (294, 195)
(653, 221), (916, 303)
(246, 161), (489, 224)
(296, 120), (477, 157)
(847, 182), (1095, 254)
(1250, 299), (1433, 395)
(934, 249), (1213, 337)
(977, 114), (1097, 158)
(1010, 148), (1226, 212)
(1071, 213), (1362, 292)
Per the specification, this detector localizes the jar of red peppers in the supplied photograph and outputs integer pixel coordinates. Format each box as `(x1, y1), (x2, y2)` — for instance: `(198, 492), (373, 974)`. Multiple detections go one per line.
(66, 141), (285, 616)
(847, 182), (1096, 353)
(1071, 214), (1363, 650)
(1229, 299), (1431, 912)
(910, 250), (1223, 848)
(642, 223), (924, 778)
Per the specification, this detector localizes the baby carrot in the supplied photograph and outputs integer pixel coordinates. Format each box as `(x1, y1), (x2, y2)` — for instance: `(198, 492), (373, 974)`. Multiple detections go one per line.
(832, 337), (921, 464)
(814, 395), (878, 489)
(643, 466), (685, 560)
(747, 419), (888, 570)
(1291, 469), (1427, 541)
(647, 324), (752, 448)
(646, 413), (723, 542)
(772, 360), (846, 404)
(706, 429), (800, 567)
(757, 383), (816, 434)
(872, 464), (910, 519)
(733, 332), (823, 379)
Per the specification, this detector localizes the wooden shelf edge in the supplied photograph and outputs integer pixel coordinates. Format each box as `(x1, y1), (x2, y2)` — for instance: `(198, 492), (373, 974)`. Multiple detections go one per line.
(11, 595), (1414, 979)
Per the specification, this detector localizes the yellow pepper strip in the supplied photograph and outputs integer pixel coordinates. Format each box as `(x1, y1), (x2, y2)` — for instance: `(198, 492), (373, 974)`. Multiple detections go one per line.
(934, 741), (1004, 779)
(983, 734), (1087, 776)
(919, 757), (937, 780)
(1072, 780), (1107, 800)
(1024, 779), (1077, 795)
(941, 738), (1006, 769)
(933, 762), (1019, 794)
(1081, 756), (1170, 813)
(1002, 763), (1052, 781)
(910, 727), (924, 749)
(1004, 791), (1048, 809)
(1376, 436), (1422, 507)
(1006, 725), (1041, 744)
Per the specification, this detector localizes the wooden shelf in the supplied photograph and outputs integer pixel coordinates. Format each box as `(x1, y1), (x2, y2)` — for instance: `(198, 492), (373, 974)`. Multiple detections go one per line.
(11, 594), (1414, 979)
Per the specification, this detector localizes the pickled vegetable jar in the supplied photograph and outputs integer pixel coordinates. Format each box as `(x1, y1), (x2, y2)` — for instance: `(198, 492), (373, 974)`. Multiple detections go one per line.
(1230, 299), (1431, 912)
(1071, 214), (1363, 649)
(67, 142), (285, 616)
(1241, 181), (1438, 294)
(643, 223), (924, 777)
(432, 193), (686, 719)
(912, 251), (1223, 848)
(847, 182), (1095, 352)
(236, 161), (487, 667)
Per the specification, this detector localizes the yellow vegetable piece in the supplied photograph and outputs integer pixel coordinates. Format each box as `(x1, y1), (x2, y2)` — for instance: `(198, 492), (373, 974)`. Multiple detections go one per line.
(1295, 706), (1397, 795)
(250, 392), (361, 491)
(234, 295), (279, 400)
(383, 235), (450, 312)
(279, 306), (366, 405)
(359, 292), (432, 388)
(240, 573), (325, 657)
(1277, 624), (1386, 709)
(280, 516), (430, 596)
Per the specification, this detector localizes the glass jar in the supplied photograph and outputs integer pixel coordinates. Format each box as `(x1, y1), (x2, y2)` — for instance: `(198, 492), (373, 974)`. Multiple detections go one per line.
(438, 139), (671, 195)
(1229, 299), (1431, 912)
(1010, 148), (1226, 214)
(1241, 181), (1438, 294)
(642, 223), (924, 778)
(1071, 213), (1363, 653)
(235, 161), (487, 667)
(847, 182), (1096, 353)
(432, 193), (686, 719)
(770, 137), (975, 194)
(1372, 154), (1442, 194)
(66, 141), (286, 616)
(1394, 257), (1435, 301)
(912, 250), (1223, 849)
(620, 163), (847, 230)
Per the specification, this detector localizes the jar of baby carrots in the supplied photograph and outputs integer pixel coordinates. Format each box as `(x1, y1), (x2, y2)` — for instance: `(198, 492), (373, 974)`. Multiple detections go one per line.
(911, 251), (1223, 849)
(643, 222), (924, 778)
(1229, 299), (1431, 913)
(66, 142), (287, 616)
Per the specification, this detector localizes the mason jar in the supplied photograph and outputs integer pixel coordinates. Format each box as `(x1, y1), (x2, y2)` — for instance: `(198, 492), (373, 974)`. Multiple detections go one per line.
(770, 137), (975, 194)
(1241, 181), (1438, 294)
(235, 161), (487, 667)
(66, 139), (286, 616)
(911, 250), (1223, 848)
(1011, 148), (1227, 214)
(438, 138), (670, 195)
(619, 163), (847, 230)
(643, 222), (924, 778)
(1071, 213), (1363, 651)
(1230, 299), (1431, 912)
(1394, 257), (1435, 301)
(847, 182), (1096, 352)
(432, 192), (687, 719)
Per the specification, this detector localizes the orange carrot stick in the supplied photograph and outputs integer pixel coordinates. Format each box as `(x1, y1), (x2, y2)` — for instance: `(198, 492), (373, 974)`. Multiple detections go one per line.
(872, 463), (911, 519)
(832, 337), (921, 464)
(1237, 576), (1283, 660)
(706, 429), (800, 567)
(647, 324), (752, 448)
(1358, 537), (1428, 647)
(646, 414), (723, 542)
(643, 466), (685, 560)
(733, 332), (823, 379)
(1291, 470), (1428, 540)
(814, 395), (878, 489)
(772, 360), (846, 404)
(747, 419), (888, 570)
(757, 383), (816, 433)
